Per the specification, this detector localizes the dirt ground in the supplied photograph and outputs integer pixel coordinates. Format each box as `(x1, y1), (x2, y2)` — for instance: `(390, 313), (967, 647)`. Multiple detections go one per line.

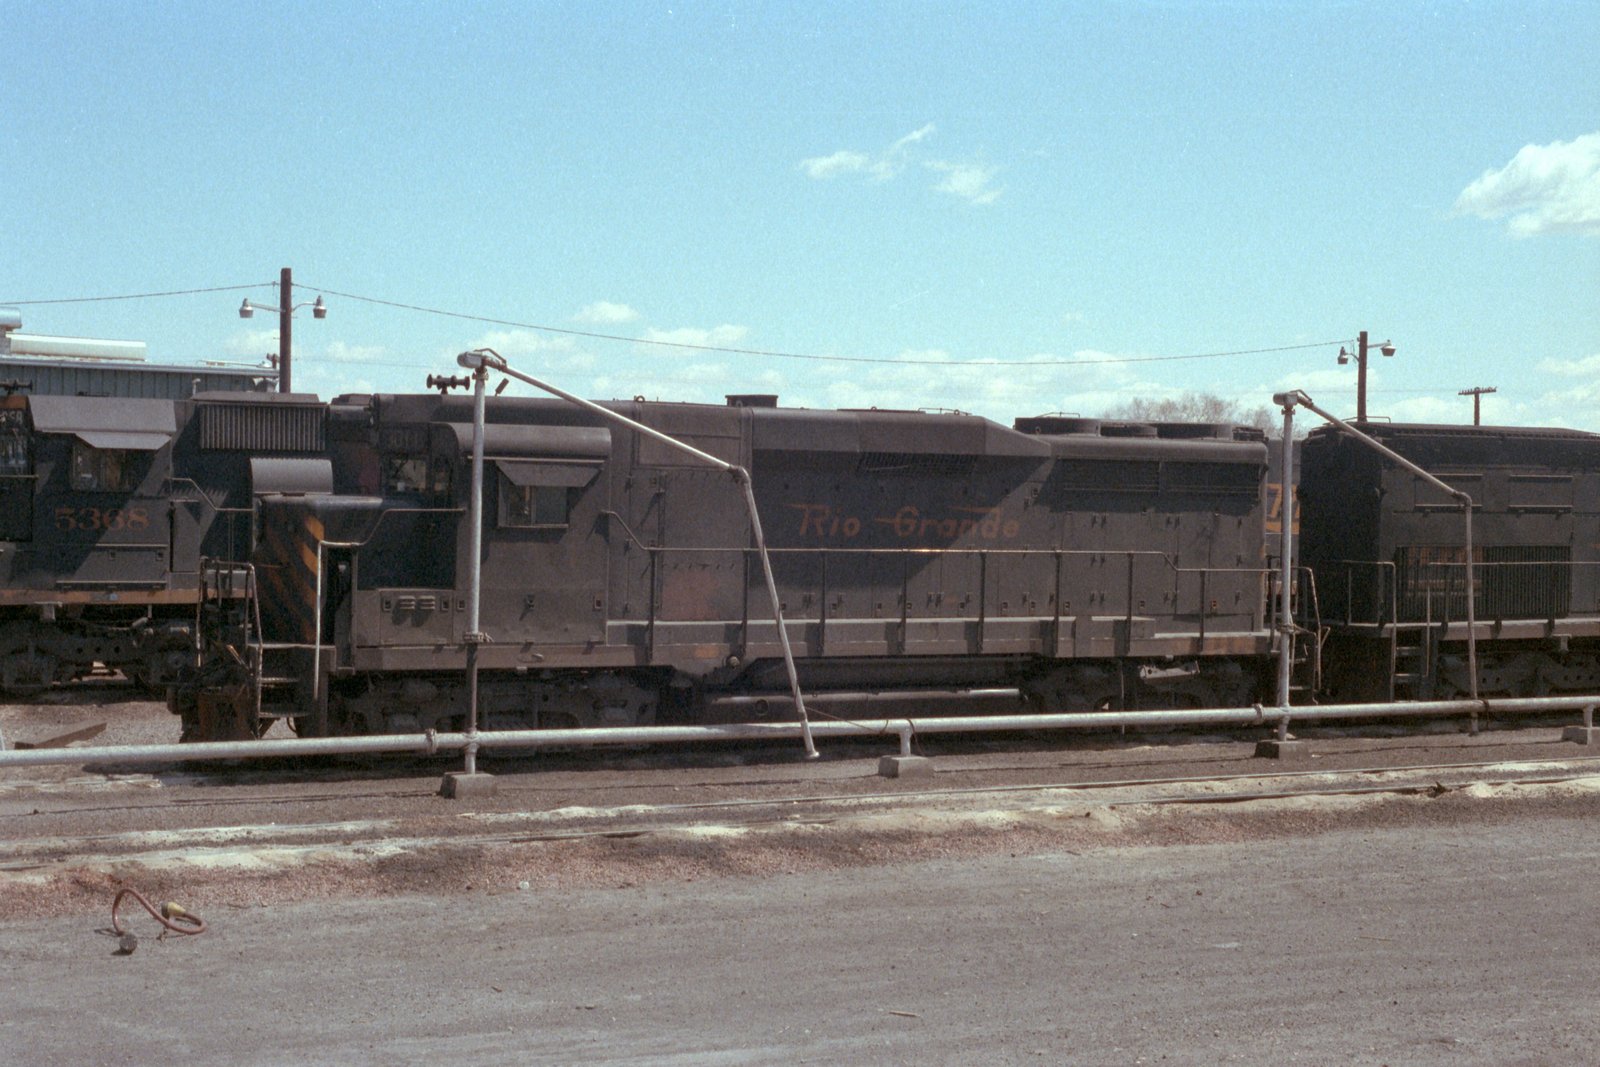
(6, 792), (1600, 1066)
(6, 686), (1600, 926)
(9, 689), (1600, 1062)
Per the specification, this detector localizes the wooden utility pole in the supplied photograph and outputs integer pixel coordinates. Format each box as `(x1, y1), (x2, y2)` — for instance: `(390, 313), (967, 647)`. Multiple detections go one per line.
(1458, 386), (1496, 426)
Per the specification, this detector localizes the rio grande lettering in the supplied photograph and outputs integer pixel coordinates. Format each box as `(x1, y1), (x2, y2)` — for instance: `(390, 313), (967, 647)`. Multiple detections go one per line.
(789, 503), (1020, 542)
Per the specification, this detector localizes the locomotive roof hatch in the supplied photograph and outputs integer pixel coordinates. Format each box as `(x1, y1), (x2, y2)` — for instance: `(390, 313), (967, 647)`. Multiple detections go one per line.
(25, 394), (177, 450)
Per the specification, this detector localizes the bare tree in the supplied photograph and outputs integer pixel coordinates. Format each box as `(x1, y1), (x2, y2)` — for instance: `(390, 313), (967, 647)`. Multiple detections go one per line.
(1100, 392), (1295, 437)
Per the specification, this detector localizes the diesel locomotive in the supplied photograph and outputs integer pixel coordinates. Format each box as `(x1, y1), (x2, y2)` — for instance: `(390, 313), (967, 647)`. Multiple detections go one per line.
(10, 377), (1600, 745)
(0, 390), (326, 693)
(1300, 421), (1600, 703)
(175, 393), (1276, 741)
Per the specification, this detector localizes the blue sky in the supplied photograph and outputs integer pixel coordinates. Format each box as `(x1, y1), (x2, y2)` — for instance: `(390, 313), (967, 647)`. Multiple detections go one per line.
(3, 1), (1597, 429)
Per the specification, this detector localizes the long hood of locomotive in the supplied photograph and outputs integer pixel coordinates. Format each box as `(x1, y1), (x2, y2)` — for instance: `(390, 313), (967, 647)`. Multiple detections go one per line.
(305, 398), (1271, 678)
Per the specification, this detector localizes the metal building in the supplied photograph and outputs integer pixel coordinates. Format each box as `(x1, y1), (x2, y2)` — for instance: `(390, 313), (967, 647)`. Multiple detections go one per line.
(0, 309), (276, 399)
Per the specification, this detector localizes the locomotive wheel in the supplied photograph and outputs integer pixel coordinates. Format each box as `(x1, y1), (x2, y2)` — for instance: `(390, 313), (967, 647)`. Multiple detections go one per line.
(1024, 665), (1122, 714)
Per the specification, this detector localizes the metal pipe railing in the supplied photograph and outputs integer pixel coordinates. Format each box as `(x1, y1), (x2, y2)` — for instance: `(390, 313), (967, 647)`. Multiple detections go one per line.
(5, 695), (1598, 770)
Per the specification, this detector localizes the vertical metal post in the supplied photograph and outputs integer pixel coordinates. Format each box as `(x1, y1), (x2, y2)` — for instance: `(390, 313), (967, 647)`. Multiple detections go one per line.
(278, 267), (293, 394)
(735, 472), (818, 758)
(817, 551), (829, 657)
(1051, 550), (1063, 654)
(462, 363), (489, 774)
(1355, 329), (1368, 423)
(978, 551), (988, 652)
(898, 551), (910, 654)
(1276, 400), (1296, 709)
(1464, 498), (1479, 728)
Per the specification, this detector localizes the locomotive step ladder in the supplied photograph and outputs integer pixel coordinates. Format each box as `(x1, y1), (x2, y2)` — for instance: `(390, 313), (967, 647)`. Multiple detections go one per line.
(1284, 567), (1324, 702)
(1390, 622), (1437, 700)
(1286, 625), (1323, 700)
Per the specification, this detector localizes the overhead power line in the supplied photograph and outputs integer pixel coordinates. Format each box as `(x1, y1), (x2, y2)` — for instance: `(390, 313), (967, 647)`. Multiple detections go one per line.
(1, 277), (1350, 370)
(0, 282), (273, 305)
(310, 284), (1345, 367)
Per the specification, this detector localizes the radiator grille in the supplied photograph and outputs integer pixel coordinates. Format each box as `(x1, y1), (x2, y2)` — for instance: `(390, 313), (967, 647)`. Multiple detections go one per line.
(1051, 459), (1161, 493)
(200, 401), (327, 452)
(1162, 461), (1260, 496)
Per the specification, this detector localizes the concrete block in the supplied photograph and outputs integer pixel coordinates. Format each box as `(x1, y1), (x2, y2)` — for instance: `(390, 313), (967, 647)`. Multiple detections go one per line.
(1562, 726), (1600, 746)
(1254, 739), (1312, 761)
(878, 755), (935, 779)
(439, 771), (498, 799)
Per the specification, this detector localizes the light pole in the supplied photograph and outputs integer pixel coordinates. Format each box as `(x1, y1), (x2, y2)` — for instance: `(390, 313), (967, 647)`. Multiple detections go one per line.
(1459, 386), (1496, 426)
(1337, 330), (1396, 423)
(238, 267), (326, 393)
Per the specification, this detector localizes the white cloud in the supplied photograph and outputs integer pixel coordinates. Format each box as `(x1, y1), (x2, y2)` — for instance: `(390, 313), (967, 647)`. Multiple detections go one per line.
(801, 125), (1006, 205)
(1525, 352), (1600, 429)
(801, 124), (943, 185)
(1381, 395), (1464, 424)
(466, 329), (595, 372)
(800, 150), (874, 180)
(926, 160), (1002, 205)
(1537, 353), (1600, 378)
(1454, 132), (1600, 237)
(574, 301), (639, 325)
(224, 328), (279, 359)
(888, 123), (936, 153)
(642, 324), (750, 348)
(325, 340), (383, 363)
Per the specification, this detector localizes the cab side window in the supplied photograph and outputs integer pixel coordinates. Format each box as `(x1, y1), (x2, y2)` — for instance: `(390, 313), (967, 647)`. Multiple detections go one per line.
(498, 479), (572, 529)
(70, 443), (139, 492)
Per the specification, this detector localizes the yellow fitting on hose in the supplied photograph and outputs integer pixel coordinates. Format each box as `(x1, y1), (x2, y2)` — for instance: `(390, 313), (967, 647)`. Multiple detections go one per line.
(161, 902), (190, 920)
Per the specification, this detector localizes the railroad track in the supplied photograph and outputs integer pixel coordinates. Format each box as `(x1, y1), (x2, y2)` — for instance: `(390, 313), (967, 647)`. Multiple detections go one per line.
(6, 751), (1600, 883)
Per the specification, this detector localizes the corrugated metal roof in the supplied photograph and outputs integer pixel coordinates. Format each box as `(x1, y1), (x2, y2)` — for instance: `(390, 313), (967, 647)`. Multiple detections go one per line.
(0, 357), (275, 400)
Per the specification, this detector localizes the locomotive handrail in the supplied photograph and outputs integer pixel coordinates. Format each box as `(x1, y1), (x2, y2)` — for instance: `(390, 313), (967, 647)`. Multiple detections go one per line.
(624, 541), (1266, 571)
(1312, 556), (1595, 629)
(1312, 558), (1399, 626)
(161, 476), (252, 516)
(599, 509), (649, 552)
(631, 539), (1272, 663)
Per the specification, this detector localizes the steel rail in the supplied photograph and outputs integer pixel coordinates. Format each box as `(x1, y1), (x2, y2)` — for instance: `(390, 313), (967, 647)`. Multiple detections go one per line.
(8, 763), (1597, 877)
(3, 694), (1597, 770)
(11, 743), (1599, 826)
